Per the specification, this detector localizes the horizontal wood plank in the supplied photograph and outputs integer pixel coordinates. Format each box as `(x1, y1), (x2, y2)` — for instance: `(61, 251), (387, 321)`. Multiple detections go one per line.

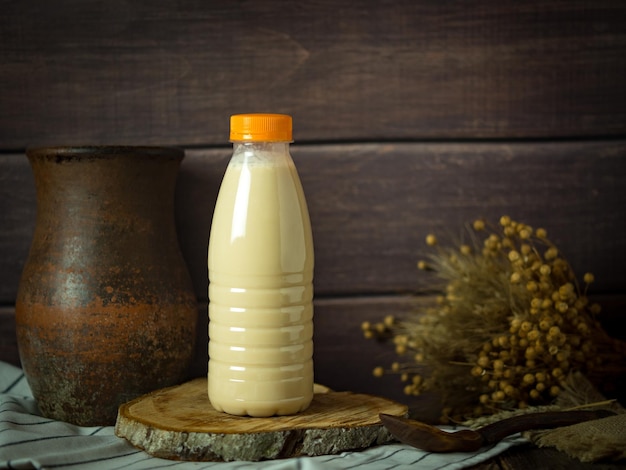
(2, 294), (625, 414)
(1, 0), (625, 147)
(2, 140), (625, 302)
(0, 297), (421, 406)
(0, 308), (19, 368)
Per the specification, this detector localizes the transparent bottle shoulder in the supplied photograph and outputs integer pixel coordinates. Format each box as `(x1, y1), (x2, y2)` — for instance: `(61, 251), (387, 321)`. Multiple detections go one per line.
(229, 142), (293, 166)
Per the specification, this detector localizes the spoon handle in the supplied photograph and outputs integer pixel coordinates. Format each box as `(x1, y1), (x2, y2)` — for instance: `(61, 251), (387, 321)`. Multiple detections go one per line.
(379, 409), (615, 453)
(478, 409), (615, 444)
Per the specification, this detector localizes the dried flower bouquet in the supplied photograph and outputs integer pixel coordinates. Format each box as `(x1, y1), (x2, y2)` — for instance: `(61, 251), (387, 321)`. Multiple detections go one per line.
(362, 216), (626, 423)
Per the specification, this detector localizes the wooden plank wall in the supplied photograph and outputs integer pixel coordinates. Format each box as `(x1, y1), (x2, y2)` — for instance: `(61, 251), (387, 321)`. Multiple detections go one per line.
(1, 0), (625, 407)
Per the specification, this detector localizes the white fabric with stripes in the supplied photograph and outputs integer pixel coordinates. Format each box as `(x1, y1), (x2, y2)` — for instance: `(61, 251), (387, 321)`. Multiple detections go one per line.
(0, 361), (525, 469)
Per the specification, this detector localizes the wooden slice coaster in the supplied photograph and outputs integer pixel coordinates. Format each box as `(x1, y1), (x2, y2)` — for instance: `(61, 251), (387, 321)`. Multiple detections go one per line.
(115, 378), (407, 461)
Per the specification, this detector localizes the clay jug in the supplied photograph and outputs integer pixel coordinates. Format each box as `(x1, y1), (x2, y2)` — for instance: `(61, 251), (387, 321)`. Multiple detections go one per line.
(15, 146), (198, 426)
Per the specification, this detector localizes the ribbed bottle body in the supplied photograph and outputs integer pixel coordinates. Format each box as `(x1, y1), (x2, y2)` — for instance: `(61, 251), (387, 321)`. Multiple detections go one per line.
(208, 142), (314, 417)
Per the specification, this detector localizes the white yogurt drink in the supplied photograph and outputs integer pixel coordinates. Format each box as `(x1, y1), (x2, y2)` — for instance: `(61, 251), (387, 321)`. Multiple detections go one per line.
(208, 114), (314, 417)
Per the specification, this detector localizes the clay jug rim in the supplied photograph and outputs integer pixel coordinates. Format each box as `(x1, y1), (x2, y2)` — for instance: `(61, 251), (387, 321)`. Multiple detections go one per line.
(26, 145), (184, 160)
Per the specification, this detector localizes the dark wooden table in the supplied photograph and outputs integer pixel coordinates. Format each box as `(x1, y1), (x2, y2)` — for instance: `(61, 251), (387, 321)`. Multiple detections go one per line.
(472, 444), (626, 469)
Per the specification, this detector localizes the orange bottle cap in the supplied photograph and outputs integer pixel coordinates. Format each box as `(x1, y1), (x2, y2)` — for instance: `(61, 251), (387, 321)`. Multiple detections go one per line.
(230, 114), (293, 142)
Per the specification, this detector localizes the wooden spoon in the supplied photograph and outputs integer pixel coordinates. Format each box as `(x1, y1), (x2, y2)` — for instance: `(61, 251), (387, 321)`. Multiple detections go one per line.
(379, 409), (615, 453)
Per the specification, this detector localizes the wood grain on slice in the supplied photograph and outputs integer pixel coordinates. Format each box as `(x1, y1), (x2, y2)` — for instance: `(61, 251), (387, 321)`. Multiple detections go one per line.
(115, 378), (407, 461)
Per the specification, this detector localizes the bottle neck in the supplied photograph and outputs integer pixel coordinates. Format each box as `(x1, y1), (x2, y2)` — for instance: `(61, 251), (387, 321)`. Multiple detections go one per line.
(232, 141), (290, 154)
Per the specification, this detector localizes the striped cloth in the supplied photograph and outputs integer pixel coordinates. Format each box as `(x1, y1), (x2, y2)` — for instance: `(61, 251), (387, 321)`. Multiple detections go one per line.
(0, 361), (525, 469)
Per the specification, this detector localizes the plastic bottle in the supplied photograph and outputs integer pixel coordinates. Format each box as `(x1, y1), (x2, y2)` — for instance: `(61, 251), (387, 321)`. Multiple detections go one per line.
(208, 113), (314, 417)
